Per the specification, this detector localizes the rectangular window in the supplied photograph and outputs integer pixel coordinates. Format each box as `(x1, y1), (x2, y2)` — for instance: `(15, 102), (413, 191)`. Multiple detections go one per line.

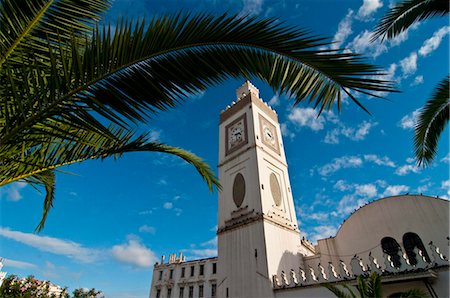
(199, 285), (204, 298)
(156, 289), (161, 298)
(179, 287), (184, 298)
(170, 269), (174, 279)
(199, 264), (204, 276)
(212, 263), (217, 274)
(167, 288), (172, 298)
(181, 267), (185, 278)
(190, 265), (194, 277)
(159, 271), (163, 280)
(188, 286), (194, 298)
(211, 283), (217, 297)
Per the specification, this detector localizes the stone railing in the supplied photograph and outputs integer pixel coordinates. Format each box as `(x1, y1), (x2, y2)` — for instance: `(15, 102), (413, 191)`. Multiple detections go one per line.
(272, 242), (449, 289)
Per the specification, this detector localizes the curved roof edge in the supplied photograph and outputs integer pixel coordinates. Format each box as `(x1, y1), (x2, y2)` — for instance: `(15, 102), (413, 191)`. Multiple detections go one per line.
(331, 194), (449, 238)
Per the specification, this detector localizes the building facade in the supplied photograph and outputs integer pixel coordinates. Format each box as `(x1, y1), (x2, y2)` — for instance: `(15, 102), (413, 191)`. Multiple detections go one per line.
(150, 82), (449, 298)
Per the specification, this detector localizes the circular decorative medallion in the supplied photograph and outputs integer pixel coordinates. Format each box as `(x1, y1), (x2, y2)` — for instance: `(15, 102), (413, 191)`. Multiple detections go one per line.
(270, 173), (282, 206)
(232, 173), (246, 207)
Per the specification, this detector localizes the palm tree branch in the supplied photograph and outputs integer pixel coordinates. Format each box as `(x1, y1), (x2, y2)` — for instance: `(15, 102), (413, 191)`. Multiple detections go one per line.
(0, 130), (219, 192)
(0, 0), (111, 68)
(323, 283), (354, 298)
(22, 170), (56, 232)
(414, 75), (449, 166)
(1, 14), (397, 145)
(372, 0), (449, 41)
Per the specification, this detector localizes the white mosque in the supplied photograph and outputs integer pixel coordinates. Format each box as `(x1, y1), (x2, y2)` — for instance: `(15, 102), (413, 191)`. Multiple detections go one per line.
(149, 82), (449, 298)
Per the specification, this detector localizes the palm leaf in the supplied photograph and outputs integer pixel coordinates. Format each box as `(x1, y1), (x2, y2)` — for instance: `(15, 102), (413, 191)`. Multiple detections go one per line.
(323, 283), (354, 298)
(414, 75), (449, 166)
(372, 0), (449, 41)
(22, 170), (56, 232)
(1, 13), (397, 147)
(1, 126), (219, 231)
(400, 288), (429, 297)
(1, 128), (219, 192)
(365, 273), (382, 298)
(0, 0), (111, 67)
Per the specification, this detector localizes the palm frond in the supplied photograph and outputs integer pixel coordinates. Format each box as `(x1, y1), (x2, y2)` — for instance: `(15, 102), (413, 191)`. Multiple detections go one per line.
(0, 0), (111, 67)
(1, 126), (219, 231)
(414, 75), (449, 166)
(372, 0), (449, 41)
(1, 13), (397, 147)
(400, 288), (429, 298)
(365, 273), (382, 298)
(0, 127), (219, 192)
(323, 283), (354, 298)
(22, 170), (56, 232)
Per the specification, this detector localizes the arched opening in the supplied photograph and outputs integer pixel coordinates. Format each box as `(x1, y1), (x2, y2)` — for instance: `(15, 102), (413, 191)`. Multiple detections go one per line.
(403, 232), (431, 265)
(381, 237), (402, 268)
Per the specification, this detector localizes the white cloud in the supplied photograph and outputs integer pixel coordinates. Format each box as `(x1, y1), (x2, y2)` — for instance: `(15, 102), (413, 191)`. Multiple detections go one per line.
(335, 194), (368, 216)
(280, 123), (295, 139)
(318, 156), (363, 176)
(0, 182), (27, 201)
(268, 94), (280, 106)
(201, 237), (217, 248)
(411, 75), (424, 86)
(389, 30), (410, 46)
(3, 258), (37, 269)
(324, 129), (340, 144)
(395, 164), (420, 176)
(317, 154), (395, 176)
(357, 0), (383, 19)
(334, 180), (352, 191)
(441, 179), (450, 197)
(309, 225), (338, 243)
(149, 130), (162, 141)
(440, 153), (450, 163)
(371, 63), (398, 97)
(383, 185), (410, 196)
(347, 30), (388, 58)
(419, 26), (450, 57)
(138, 225), (156, 234)
(138, 209), (153, 215)
(363, 154), (396, 167)
(157, 178), (168, 185)
(400, 52), (417, 77)
(183, 236), (218, 259)
(308, 212), (330, 221)
(287, 107), (326, 131)
(332, 9), (354, 49)
(324, 121), (378, 144)
(398, 108), (421, 130)
(174, 208), (183, 216)
(241, 0), (264, 16)
(355, 183), (378, 197)
(184, 249), (217, 259)
(111, 237), (157, 268)
(0, 228), (101, 263)
(163, 202), (173, 209)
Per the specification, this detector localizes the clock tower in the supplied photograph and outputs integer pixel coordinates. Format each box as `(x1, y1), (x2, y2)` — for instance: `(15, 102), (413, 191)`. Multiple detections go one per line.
(217, 82), (310, 298)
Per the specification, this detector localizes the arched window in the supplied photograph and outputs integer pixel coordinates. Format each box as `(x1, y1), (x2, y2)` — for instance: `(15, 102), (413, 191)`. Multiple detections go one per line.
(403, 232), (431, 265)
(381, 237), (401, 268)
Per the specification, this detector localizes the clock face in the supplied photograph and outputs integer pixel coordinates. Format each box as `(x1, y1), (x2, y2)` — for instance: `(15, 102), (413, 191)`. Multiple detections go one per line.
(225, 114), (248, 155)
(263, 126), (275, 144)
(230, 124), (244, 145)
(259, 114), (280, 154)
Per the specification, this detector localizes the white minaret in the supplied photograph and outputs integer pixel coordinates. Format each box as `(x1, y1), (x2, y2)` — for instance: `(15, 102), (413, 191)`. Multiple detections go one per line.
(217, 82), (310, 298)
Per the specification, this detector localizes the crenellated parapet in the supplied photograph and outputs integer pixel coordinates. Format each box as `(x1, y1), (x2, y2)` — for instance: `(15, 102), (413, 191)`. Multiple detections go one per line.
(272, 240), (449, 289)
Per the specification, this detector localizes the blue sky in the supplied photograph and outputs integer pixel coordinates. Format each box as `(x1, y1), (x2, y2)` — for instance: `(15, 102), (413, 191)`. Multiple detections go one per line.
(1, 0), (449, 297)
